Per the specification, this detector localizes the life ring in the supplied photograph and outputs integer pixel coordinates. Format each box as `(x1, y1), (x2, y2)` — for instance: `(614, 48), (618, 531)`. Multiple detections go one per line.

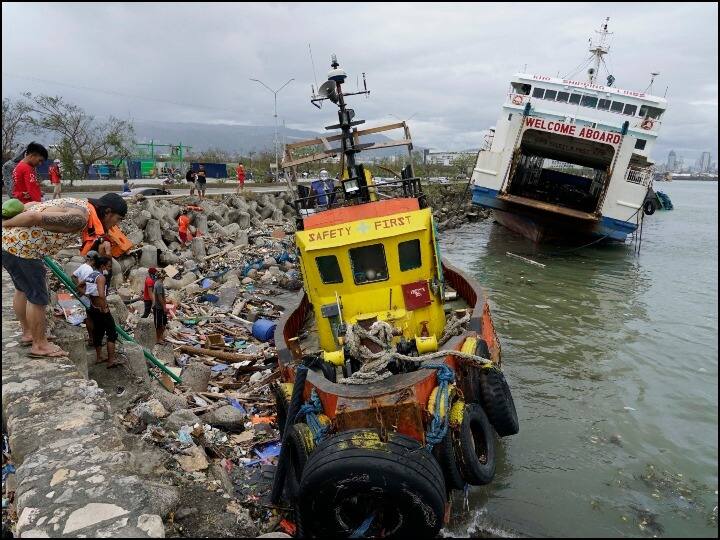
(641, 118), (654, 130)
(512, 95), (523, 105)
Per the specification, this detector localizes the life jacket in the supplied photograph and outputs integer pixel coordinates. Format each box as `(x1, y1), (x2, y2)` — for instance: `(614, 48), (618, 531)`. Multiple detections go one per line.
(80, 203), (133, 258)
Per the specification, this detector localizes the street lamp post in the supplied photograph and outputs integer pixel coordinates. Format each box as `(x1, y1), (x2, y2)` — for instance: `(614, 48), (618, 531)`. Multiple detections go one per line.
(250, 77), (294, 182)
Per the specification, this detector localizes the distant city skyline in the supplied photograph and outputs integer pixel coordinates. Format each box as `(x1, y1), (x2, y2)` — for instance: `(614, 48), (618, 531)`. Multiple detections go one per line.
(664, 149), (716, 174)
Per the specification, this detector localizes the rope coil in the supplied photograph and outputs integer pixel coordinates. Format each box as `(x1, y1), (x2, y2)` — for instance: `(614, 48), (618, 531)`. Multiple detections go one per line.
(295, 387), (328, 443)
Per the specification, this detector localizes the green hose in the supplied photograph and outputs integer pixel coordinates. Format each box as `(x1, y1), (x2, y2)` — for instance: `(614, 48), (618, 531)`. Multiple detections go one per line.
(43, 256), (182, 384)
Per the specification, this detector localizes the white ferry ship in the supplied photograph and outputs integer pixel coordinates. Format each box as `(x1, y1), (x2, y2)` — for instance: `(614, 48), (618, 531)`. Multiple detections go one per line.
(470, 19), (667, 242)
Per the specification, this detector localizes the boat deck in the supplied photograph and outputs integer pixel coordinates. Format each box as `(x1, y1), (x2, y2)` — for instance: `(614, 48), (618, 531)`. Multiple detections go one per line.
(498, 193), (599, 221)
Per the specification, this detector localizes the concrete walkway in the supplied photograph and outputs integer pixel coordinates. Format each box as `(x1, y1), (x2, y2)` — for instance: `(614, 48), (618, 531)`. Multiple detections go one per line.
(1, 271), (177, 538)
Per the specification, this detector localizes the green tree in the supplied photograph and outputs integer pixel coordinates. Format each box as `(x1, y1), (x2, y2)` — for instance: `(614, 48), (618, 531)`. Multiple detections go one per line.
(24, 93), (134, 183)
(1, 97), (33, 162)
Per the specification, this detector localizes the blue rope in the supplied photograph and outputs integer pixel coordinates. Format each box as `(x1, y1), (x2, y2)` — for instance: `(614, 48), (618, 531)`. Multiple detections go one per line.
(294, 388), (328, 443)
(349, 512), (376, 538)
(422, 362), (455, 451)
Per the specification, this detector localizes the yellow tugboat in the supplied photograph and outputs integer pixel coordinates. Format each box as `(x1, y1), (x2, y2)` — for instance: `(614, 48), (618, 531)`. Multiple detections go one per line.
(269, 55), (519, 538)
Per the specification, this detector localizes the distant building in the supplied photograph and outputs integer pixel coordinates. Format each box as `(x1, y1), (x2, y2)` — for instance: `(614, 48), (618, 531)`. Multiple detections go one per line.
(425, 151), (477, 166)
(700, 151), (712, 172)
(666, 150), (677, 172)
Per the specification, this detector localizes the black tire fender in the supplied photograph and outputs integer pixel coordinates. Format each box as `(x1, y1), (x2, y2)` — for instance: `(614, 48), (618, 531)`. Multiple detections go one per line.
(298, 429), (446, 538)
(478, 367), (520, 437)
(271, 382), (291, 436)
(643, 199), (656, 215)
(456, 404), (496, 486)
(284, 423), (315, 501)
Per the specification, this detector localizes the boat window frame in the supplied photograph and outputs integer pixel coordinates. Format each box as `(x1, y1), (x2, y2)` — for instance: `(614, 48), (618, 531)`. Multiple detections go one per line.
(315, 254), (343, 285)
(639, 105), (664, 120)
(348, 243), (390, 285)
(634, 139), (647, 150)
(398, 239), (422, 271)
(597, 98), (611, 110)
(532, 87), (545, 99)
(610, 100), (624, 113)
(556, 91), (570, 103)
(543, 89), (557, 101)
(581, 95), (599, 108)
(568, 93), (582, 105)
(623, 103), (638, 116)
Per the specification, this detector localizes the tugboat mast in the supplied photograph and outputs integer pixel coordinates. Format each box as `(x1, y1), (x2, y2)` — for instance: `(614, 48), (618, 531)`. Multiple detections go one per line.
(588, 17), (612, 83)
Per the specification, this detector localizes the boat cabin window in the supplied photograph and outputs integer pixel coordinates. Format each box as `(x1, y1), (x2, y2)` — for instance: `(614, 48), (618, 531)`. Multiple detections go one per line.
(598, 98), (611, 110)
(316, 255), (343, 284)
(569, 93), (581, 105)
(639, 105), (663, 119)
(623, 104), (638, 116)
(532, 87), (545, 99)
(556, 91), (570, 103)
(581, 96), (598, 108)
(349, 244), (389, 284)
(610, 101), (624, 113)
(543, 89), (557, 101)
(398, 239), (422, 271)
(635, 139), (647, 150)
(511, 82), (531, 95)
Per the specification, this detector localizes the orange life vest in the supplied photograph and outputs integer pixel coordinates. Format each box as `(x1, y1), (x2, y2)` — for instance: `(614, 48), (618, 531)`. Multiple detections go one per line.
(80, 202), (132, 258)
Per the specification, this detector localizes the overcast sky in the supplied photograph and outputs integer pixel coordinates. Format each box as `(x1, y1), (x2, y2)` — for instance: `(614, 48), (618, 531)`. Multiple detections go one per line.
(2, 2), (717, 163)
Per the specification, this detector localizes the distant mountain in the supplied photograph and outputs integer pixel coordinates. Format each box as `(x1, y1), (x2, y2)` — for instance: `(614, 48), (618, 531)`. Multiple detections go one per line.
(131, 120), (420, 158)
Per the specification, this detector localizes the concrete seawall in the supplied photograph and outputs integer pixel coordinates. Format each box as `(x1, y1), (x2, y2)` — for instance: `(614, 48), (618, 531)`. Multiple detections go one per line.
(2, 272), (177, 538)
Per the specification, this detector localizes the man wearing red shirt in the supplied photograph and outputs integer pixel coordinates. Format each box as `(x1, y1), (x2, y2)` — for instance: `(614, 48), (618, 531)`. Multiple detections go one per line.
(141, 267), (158, 318)
(12, 142), (48, 203)
(235, 161), (246, 194)
(49, 159), (62, 199)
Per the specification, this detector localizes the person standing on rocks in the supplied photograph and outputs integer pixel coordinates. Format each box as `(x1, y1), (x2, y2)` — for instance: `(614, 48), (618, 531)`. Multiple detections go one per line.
(235, 161), (246, 194)
(85, 256), (120, 367)
(177, 209), (192, 245)
(49, 160), (62, 199)
(2, 194), (127, 358)
(196, 165), (207, 200)
(72, 250), (100, 345)
(80, 193), (129, 290)
(3, 148), (25, 196)
(152, 269), (168, 343)
(141, 267), (158, 319)
(12, 142), (48, 204)
(186, 167), (197, 196)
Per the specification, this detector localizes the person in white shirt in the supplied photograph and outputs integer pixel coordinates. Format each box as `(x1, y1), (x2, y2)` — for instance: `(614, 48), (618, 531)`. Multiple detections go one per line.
(72, 250), (99, 345)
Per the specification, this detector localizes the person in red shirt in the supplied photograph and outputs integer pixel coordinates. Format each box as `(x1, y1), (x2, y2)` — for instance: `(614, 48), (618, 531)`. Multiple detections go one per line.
(49, 159), (62, 199)
(177, 209), (192, 244)
(142, 267), (158, 318)
(12, 142), (48, 203)
(235, 161), (246, 194)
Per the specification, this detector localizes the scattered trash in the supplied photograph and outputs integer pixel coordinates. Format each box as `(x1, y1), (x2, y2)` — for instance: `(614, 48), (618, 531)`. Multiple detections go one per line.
(253, 440), (281, 461)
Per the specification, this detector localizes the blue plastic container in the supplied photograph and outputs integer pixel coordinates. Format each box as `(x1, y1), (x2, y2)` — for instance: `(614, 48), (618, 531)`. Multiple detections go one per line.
(252, 318), (277, 342)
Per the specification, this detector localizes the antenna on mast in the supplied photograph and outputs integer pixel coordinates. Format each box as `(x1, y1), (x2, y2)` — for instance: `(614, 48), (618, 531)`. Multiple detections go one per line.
(588, 17), (613, 83)
(645, 72), (660, 93)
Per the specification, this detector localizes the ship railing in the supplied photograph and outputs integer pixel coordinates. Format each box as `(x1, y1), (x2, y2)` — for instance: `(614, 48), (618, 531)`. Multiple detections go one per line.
(625, 167), (653, 187)
(292, 177), (426, 229)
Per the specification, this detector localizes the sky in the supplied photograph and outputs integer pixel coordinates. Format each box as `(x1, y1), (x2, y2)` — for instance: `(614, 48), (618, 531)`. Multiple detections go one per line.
(2, 2), (718, 163)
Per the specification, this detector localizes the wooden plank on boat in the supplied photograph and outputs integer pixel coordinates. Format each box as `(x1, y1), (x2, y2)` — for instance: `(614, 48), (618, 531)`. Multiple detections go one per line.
(506, 252), (546, 268)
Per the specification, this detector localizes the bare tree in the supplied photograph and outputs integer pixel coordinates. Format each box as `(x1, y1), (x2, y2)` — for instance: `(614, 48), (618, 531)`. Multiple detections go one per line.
(24, 93), (134, 184)
(1, 97), (34, 162)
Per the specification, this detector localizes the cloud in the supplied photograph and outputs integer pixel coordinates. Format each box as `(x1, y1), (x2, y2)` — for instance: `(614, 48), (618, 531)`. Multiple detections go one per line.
(2, 2), (718, 161)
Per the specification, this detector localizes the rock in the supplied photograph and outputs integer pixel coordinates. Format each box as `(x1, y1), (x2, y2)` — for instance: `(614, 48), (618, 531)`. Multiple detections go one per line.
(181, 362), (211, 392)
(63, 261), (82, 280)
(272, 209), (284, 221)
(162, 228), (178, 244)
(183, 283), (201, 295)
(263, 257), (276, 268)
(164, 409), (201, 432)
(118, 254), (137, 273)
(134, 209), (152, 230)
(174, 507), (198, 520)
(124, 342), (151, 386)
(260, 206), (274, 219)
(62, 503), (130, 535)
(175, 445), (208, 472)
(241, 277), (254, 285)
(268, 265), (281, 275)
(145, 219), (168, 251)
(234, 230), (249, 247)
(129, 300), (145, 315)
(167, 241), (181, 252)
(260, 271), (274, 283)
(140, 245), (158, 268)
(204, 405), (246, 433)
(137, 514), (164, 538)
(152, 343), (176, 365)
(127, 229), (145, 246)
(131, 398), (169, 424)
(53, 324), (89, 379)
(134, 317), (157, 349)
(191, 237), (206, 258)
(207, 246), (220, 256)
(117, 284), (135, 301)
(223, 223), (241, 237)
(130, 267), (149, 293)
(152, 385), (188, 412)
(165, 273), (197, 290)
(160, 251), (180, 265)
(194, 213), (208, 234)
(209, 462), (235, 495)
(106, 294), (129, 325)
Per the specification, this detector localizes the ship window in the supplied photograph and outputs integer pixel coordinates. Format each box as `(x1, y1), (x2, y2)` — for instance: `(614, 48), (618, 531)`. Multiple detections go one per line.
(635, 139), (647, 150)
(569, 93), (581, 105)
(532, 87), (545, 98)
(598, 99), (611, 110)
(349, 244), (389, 285)
(398, 239), (422, 271)
(610, 101), (624, 113)
(639, 105), (664, 119)
(581, 96), (598, 108)
(623, 104), (638, 116)
(556, 91), (570, 103)
(316, 255), (343, 284)
(543, 89), (557, 101)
